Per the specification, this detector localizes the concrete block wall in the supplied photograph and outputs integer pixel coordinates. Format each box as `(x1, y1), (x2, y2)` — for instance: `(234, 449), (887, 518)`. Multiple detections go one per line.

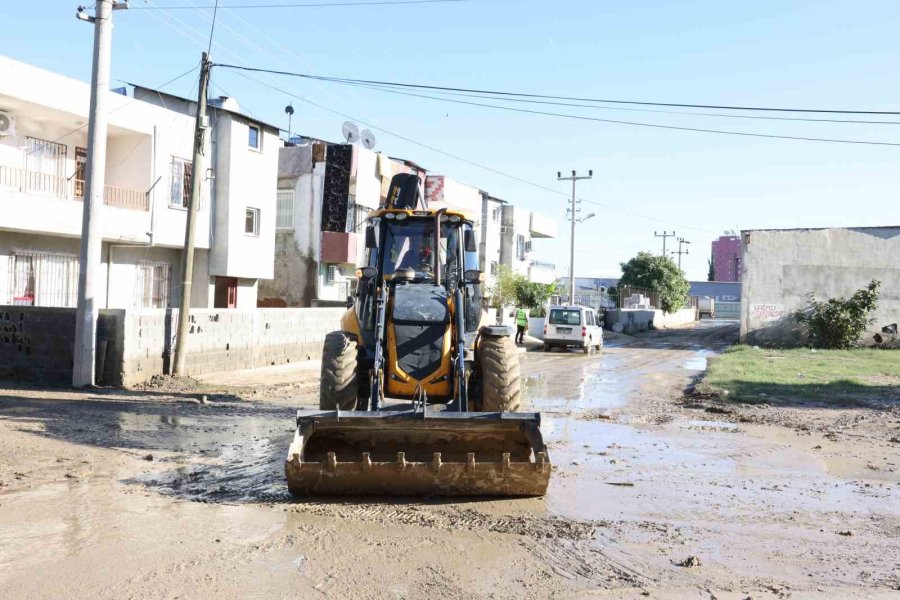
(119, 307), (345, 386)
(741, 227), (900, 346)
(0, 307), (76, 383)
(0, 305), (344, 387)
(605, 308), (696, 333)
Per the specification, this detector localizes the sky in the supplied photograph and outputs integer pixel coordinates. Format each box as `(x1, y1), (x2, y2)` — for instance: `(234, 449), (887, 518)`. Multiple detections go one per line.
(3, 0), (900, 281)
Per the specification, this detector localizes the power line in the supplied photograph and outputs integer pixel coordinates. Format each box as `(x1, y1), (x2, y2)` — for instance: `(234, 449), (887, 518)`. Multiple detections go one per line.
(322, 83), (900, 126)
(212, 63), (900, 116)
(306, 77), (900, 147)
(207, 0), (220, 54)
(133, 0), (469, 9)
(226, 69), (721, 235)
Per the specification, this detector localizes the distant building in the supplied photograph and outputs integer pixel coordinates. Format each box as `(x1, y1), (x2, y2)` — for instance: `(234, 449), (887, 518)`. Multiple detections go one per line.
(711, 235), (742, 282)
(740, 226), (899, 346)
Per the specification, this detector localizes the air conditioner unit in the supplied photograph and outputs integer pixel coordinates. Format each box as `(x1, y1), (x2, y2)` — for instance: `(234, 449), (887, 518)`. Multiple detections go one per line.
(0, 111), (16, 137)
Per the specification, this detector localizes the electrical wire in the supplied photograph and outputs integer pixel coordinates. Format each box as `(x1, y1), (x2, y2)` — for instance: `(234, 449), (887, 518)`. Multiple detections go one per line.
(227, 69), (721, 234)
(207, 0), (220, 54)
(132, 0), (469, 9)
(298, 77), (900, 147)
(213, 63), (900, 116)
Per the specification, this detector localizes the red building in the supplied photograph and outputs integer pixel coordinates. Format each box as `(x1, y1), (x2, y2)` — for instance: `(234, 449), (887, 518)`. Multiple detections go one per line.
(711, 235), (742, 282)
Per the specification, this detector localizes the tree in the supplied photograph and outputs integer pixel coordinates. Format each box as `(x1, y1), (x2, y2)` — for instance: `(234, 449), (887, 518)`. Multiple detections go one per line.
(515, 280), (557, 317)
(707, 258), (716, 282)
(794, 279), (880, 349)
(486, 266), (556, 316)
(486, 265), (521, 310)
(619, 252), (690, 313)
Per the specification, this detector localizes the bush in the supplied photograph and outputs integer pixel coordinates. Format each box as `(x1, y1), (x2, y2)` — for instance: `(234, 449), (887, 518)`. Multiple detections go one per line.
(619, 252), (690, 313)
(486, 266), (555, 316)
(794, 279), (880, 349)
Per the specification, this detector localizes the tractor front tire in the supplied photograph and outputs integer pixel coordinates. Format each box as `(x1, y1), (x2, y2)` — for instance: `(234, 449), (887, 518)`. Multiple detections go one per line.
(319, 331), (359, 410)
(478, 335), (521, 412)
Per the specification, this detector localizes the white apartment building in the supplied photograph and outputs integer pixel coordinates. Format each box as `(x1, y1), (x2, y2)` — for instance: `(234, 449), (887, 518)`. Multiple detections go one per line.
(499, 204), (558, 284)
(0, 56), (278, 310)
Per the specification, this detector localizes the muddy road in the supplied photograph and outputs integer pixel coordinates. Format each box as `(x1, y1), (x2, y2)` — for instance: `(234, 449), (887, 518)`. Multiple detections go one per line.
(1, 321), (898, 599)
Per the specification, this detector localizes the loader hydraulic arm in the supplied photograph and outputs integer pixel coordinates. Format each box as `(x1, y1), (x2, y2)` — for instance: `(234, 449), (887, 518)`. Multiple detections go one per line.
(369, 282), (388, 411)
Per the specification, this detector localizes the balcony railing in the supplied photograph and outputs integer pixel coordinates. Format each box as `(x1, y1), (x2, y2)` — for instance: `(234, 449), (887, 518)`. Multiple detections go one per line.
(0, 165), (149, 211)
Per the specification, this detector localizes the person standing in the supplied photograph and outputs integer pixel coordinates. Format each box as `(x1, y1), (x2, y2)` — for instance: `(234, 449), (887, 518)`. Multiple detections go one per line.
(515, 306), (528, 345)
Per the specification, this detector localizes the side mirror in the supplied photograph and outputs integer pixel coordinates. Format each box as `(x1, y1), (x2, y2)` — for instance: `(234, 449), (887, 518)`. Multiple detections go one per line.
(365, 225), (376, 249)
(346, 295), (354, 309)
(463, 269), (484, 284)
(463, 229), (477, 253)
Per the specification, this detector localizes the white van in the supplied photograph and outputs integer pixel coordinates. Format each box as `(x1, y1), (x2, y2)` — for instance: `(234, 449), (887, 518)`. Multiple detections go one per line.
(543, 306), (603, 354)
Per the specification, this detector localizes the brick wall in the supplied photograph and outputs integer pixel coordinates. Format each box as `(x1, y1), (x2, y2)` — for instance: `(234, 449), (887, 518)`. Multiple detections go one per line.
(0, 306), (345, 387)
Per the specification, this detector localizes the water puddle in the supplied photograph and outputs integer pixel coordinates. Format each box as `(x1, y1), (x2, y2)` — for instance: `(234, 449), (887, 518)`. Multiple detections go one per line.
(682, 349), (713, 371)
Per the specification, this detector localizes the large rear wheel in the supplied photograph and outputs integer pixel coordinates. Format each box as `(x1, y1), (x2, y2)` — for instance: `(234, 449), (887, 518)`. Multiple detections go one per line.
(319, 331), (359, 410)
(476, 335), (521, 412)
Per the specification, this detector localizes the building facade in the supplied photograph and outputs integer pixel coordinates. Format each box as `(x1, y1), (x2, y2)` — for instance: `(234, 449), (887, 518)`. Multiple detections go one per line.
(133, 89), (280, 308)
(499, 204), (557, 284)
(259, 142), (398, 307)
(711, 234), (742, 282)
(0, 56), (280, 310)
(740, 226), (900, 346)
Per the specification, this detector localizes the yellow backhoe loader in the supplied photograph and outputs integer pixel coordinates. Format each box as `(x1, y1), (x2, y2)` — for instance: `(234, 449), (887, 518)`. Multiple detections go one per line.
(285, 174), (551, 496)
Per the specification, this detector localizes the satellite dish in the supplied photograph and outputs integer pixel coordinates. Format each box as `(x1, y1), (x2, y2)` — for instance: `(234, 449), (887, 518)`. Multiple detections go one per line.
(360, 128), (376, 150)
(342, 121), (360, 144)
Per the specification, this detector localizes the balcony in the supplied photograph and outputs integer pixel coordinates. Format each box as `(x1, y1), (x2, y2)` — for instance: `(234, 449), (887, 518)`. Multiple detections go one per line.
(528, 260), (556, 284)
(529, 212), (558, 239)
(0, 164), (149, 211)
(321, 231), (357, 264)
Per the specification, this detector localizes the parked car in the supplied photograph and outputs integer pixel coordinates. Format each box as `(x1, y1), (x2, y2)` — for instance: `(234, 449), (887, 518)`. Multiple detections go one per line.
(543, 306), (603, 354)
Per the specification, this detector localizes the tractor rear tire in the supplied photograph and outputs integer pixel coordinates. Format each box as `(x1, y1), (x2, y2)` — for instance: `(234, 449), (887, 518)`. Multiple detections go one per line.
(478, 335), (521, 412)
(319, 331), (359, 410)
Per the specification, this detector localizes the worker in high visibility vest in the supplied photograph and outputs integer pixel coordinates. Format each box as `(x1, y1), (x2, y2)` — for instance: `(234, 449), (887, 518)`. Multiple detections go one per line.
(515, 306), (528, 345)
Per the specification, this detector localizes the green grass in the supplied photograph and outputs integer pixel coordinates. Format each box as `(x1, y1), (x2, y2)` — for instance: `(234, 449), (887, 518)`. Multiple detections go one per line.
(698, 345), (900, 406)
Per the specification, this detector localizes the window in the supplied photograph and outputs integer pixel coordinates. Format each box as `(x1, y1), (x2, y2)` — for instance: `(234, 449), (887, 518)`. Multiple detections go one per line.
(325, 265), (336, 284)
(276, 190), (294, 229)
(515, 234), (526, 261)
(549, 309), (581, 326)
(245, 207), (260, 235)
(25, 137), (67, 197)
(8, 251), (79, 307)
(74, 147), (87, 199)
(170, 157), (192, 208)
(134, 262), (171, 309)
(492, 206), (502, 222)
(248, 124), (260, 150)
(345, 196), (366, 234)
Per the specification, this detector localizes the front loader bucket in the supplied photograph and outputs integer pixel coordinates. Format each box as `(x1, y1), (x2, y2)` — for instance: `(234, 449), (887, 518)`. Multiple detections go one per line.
(285, 410), (551, 497)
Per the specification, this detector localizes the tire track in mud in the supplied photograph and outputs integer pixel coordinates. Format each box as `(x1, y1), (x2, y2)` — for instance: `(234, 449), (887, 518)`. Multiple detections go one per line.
(281, 501), (599, 541)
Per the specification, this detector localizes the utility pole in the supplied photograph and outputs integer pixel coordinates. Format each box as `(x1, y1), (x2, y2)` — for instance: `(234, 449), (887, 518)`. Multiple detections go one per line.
(72, 0), (127, 387)
(557, 170), (594, 305)
(671, 237), (691, 270)
(654, 230), (676, 257)
(173, 53), (211, 376)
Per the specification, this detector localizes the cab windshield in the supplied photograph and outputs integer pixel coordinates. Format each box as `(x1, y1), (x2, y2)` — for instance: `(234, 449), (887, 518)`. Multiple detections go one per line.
(371, 218), (477, 287)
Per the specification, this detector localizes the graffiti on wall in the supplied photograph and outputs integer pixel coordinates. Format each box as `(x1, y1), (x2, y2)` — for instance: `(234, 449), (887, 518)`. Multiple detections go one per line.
(749, 303), (785, 322)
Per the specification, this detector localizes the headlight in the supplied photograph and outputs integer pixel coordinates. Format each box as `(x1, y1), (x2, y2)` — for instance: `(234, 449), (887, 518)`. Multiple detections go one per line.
(394, 212), (408, 221)
(449, 215), (461, 223)
(384, 212), (396, 220)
